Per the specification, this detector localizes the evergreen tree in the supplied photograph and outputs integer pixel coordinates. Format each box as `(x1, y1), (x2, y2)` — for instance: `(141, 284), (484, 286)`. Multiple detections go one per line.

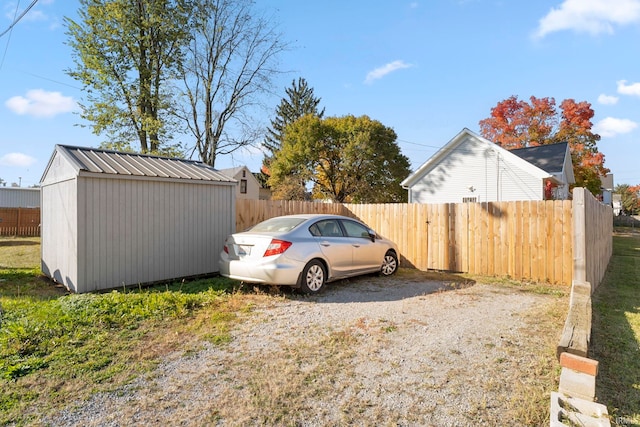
(262, 78), (324, 173)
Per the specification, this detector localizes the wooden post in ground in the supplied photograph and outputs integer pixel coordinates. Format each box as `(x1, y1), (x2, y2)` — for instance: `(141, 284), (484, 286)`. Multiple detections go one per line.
(572, 188), (587, 287)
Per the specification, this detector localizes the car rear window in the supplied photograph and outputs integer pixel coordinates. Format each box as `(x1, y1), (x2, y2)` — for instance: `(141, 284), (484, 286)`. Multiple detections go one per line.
(248, 217), (306, 233)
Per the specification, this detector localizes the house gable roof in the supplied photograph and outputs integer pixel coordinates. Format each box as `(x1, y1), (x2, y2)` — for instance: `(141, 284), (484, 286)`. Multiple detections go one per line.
(218, 166), (262, 188)
(401, 128), (555, 189)
(509, 142), (575, 184)
(41, 145), (234, 184)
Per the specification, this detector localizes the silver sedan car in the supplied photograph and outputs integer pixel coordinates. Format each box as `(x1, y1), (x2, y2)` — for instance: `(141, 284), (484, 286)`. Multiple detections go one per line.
(219, 214), (399, 293)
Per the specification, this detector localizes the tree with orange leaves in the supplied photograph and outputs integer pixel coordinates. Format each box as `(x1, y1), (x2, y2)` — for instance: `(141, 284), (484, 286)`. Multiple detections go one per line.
(615, 184), (640, 215)
(479, 96), (609, 195)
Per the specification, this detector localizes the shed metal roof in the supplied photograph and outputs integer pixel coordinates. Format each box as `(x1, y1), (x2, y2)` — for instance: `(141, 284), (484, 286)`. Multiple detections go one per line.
(48, 145), (235, 183)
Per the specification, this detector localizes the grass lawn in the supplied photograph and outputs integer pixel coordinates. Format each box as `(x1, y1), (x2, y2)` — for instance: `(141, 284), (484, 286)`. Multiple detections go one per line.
(591, 230), (640, 426)
(0, 236), (260, 426)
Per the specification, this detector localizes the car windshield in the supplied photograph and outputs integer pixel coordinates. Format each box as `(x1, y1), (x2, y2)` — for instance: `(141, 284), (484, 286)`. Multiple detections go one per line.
(248, 217), (306, 233)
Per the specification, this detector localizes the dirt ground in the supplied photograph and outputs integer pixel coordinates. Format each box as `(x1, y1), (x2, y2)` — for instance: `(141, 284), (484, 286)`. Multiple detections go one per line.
(43, 270), (566, 426)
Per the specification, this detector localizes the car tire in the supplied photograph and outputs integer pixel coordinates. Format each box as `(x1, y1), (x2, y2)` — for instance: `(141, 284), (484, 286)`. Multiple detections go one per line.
(380, 251), (398, 276)
(299, 260), (326, 293)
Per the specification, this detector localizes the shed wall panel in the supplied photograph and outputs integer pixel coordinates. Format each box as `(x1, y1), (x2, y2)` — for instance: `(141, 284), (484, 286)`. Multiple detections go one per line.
(76, 176), (234, 292)
(40, 179), (78, 291)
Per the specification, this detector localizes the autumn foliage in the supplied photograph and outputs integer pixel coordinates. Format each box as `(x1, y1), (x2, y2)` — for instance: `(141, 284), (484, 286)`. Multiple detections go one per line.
(616, 184), (640, 215)
(479, 96), (609, 195)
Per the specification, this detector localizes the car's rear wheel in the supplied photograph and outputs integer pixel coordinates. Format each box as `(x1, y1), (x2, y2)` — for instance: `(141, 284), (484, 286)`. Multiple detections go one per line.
(380, 251), (398, 276)
(299, 260), (326, 293)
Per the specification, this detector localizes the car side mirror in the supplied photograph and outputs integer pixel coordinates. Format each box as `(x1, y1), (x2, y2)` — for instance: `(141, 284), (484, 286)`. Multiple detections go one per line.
(368, 229), (376, 242)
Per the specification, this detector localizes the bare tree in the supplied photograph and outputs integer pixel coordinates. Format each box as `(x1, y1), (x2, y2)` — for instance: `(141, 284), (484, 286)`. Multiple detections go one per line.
(178, 0), (289, 167)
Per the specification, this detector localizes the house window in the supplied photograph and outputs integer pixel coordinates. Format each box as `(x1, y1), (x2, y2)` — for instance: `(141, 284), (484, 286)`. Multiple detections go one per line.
(240, 179), (247, 194)
(462, 197), (477, 203)
(242, 170), (246, 178)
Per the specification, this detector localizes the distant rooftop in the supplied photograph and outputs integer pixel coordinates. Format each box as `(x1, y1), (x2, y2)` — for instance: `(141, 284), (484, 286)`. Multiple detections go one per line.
(509, 142), (569, 174)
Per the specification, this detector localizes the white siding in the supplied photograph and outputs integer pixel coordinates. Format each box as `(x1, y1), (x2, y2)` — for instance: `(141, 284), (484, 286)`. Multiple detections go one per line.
(230, 167), (261, 200)
(41, 151), (77, 186)
(76, 176), (235, 292)
(409, 137), (543, 204)
(41, 179), (79, 291)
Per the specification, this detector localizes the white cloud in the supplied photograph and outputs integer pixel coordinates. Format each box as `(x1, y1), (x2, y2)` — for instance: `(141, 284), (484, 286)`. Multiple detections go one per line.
(597, 94), (619, 105)
(23, 9), (47, 22)
(5, 89), (77, 118)
(364, 60), (412, 85)
(594, 117), (638, 137)
(0, 153), (37, 167)
(617, 79), (640, 96)
(3, 2), (45, 21)
(533, 0), (640, 39)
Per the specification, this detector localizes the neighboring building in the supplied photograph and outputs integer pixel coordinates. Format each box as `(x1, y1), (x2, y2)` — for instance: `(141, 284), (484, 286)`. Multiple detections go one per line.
(600, 173), (614, 206)
(509, 142), (575, 200)
(40, 145), (236, 293)
(218, 166), (263, 199)
(254, 172), (272, 200)
(401, 128), (572, 204)
(0, 187), (40, 207)
(612, 193), (622, 216)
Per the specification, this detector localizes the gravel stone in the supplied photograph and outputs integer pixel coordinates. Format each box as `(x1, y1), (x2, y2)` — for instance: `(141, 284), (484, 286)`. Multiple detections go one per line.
(42, 272), (561, 426)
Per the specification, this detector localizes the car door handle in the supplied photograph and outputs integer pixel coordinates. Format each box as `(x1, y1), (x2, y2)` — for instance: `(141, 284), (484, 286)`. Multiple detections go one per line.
(320, 242), (331, 247)
(352, 244), (360, 248)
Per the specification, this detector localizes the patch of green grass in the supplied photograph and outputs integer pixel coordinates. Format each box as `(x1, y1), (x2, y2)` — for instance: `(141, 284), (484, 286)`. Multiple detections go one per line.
(0, 237), (41, 269)
(591, 233), (640, 426)
(0, 237), (253, 426)
(463, 273), (569, 297)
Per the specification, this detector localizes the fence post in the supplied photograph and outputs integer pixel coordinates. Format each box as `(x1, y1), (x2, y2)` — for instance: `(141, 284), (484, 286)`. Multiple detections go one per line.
(572, 188), (586, 286)
(17, 208), (22, 235)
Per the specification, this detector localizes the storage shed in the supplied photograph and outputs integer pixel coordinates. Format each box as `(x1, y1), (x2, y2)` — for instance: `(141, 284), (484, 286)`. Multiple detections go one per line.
(40, 145), (236, 293)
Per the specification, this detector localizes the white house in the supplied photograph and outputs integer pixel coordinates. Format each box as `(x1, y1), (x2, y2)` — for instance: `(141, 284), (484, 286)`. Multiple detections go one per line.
(401, 128), (573, 204)
(509, 141), (575, 200)
(40, 145), (237, 293)
(218, 166), (263, 200)
(600, 173), (614, 205)
(612, 193), (622, 216)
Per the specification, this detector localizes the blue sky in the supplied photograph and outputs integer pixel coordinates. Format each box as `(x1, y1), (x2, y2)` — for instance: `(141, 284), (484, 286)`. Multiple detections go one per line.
(1, 0), (639, 188)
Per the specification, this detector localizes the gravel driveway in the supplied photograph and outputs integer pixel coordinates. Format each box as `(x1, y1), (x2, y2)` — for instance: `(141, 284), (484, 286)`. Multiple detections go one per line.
(44, 270), (564, 426)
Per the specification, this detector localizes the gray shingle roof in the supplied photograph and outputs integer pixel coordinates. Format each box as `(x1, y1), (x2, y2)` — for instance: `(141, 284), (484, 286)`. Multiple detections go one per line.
(218, 166), (245, 178)
(509, 142), (568, 174)
(54, 145), (234, 182)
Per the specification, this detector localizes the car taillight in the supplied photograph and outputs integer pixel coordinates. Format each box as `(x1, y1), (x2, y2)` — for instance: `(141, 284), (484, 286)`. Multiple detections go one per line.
(263, 239), (292, 257)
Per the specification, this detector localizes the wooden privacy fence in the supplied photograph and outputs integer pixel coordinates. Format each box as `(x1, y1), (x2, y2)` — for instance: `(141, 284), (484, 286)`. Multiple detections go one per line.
(236, 188), (613, 287)
(0, 207), (40, 236)
(572, 187), (613, 291)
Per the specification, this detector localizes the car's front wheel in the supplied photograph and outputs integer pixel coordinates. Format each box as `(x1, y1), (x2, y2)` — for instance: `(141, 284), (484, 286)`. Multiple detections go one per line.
(380, 251), (398, 276)
(299, 260), (326, 293)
